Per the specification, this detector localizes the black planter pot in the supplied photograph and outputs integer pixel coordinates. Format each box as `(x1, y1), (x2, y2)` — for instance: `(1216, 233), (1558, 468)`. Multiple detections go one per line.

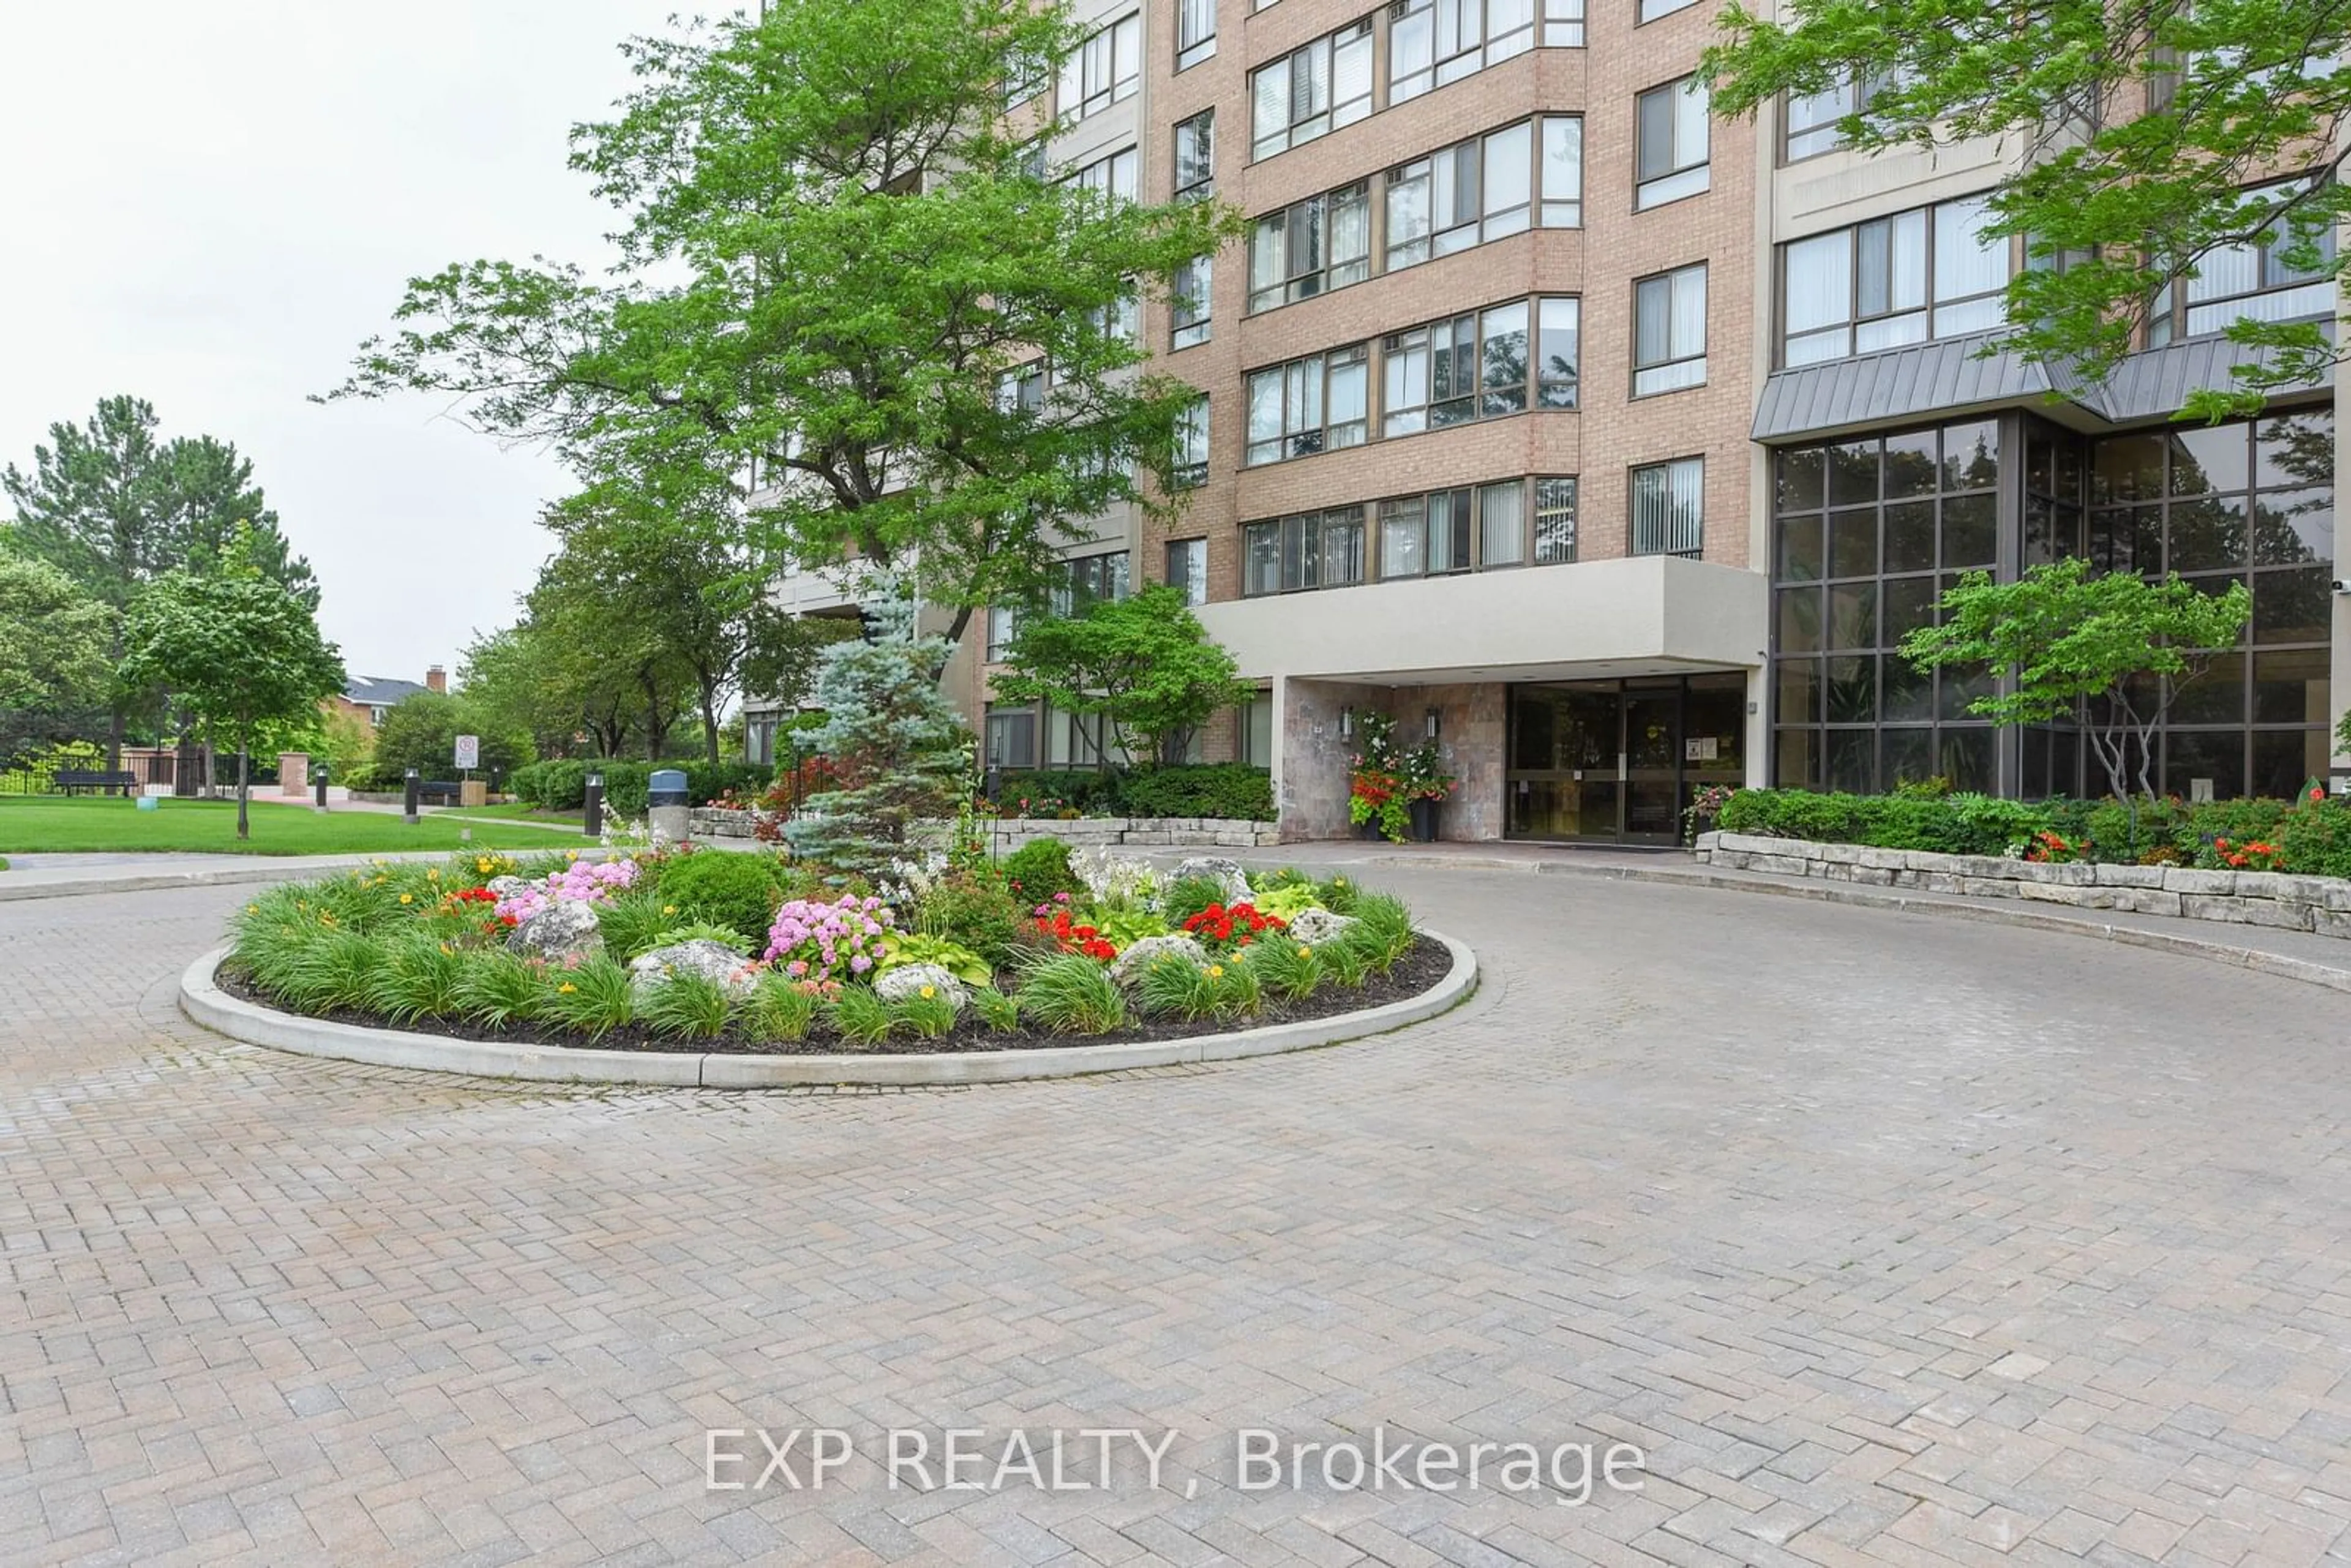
(1408, 797), (1441, 842)
(1356, 818), (1382, 841)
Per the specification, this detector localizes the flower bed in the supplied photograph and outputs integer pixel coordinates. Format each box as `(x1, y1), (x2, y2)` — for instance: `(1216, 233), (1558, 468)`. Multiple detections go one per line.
(215, 839), (1442, 1056)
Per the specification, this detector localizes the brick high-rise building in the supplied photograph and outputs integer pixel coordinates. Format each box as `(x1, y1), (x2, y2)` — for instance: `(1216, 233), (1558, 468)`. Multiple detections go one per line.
(760, 0), (2346, 839)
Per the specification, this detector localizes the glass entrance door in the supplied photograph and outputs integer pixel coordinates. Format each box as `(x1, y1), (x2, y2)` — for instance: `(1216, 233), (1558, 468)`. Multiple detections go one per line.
(1622, 686), (1682, 841)
(1505, 675), (1747, 842)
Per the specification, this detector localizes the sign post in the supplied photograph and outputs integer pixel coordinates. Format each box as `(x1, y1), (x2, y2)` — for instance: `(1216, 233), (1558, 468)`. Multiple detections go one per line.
(454, 735), (486, 808)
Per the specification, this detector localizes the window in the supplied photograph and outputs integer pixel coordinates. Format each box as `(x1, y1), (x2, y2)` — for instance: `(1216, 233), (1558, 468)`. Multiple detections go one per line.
(1174, 110), (1215, 202)
(1633, 265), (1706, 395)
(1238, 692), (1275, 765)
(986, 605), (1018, 661)
(999, 363), (1046, 414)
(1059, 13), (1141, 121)
(1535, 297), (1579, 407)
(2150, 181), (2339, 346)
(1166, 538), (1209, 605)
(1052, 552), (1131, 616)
(1544, 0), (1584, 45)
(1639, 0), (1696, 18)
(1383, 297), (1572, 434)
(1071, 146), (1138, 201)
(1251, 21), (1373, 159)
(1245, 345), (1369, 464)
(1248, 182), (1371, 312)
(1172, 256), (1213, 349)
(1539, 116), (1582, 227)
(1389, 0), (1538, 103)
(1379, 489), (1472, 576)
(1635, 77), (1709, 209)
(984, 705), (1038, 770)
(1769, 422), (2004, 794)
(1090, 288), (1139, 347)
(1173, 395), (1210, 487)
(1534, 477), (1577, 563)
(1242, 507), (1368, 595)
(1630, 457), (1704, 557)
(1779, 194), (2007, 367)
(745, 716), (778, 767)
(1177, 0), (1217, 70)
(1784, 72), (1897, 161)
(1384, 121), (1532, 270)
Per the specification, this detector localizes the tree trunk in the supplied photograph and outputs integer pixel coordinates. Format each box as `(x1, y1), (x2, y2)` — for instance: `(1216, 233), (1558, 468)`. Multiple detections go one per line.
(236, 747), (250, 840)
(941, 604), (973, 647)
(701, 697), (721, 766)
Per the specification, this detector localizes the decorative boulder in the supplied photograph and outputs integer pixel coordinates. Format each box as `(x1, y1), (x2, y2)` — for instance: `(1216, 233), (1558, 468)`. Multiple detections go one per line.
(874, 962), (969, 1011)
(1108, 933), (1210, 986)
(506, 900), (605, 964)
(629, 939), (761, 1002)
(1173, 855), (1253, 905)
(1285, 907), (1360, 947)
(486, 874), (533, 899)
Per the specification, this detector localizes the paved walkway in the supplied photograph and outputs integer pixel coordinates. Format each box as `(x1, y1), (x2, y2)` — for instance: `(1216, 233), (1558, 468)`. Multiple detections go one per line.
(4, 862), (2350, 1566)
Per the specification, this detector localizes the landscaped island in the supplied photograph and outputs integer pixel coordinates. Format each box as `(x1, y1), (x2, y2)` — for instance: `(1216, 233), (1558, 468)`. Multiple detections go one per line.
(219, 836), (1440, 1056)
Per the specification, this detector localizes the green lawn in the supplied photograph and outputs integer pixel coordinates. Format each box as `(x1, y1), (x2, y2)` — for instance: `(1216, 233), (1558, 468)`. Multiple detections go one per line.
(0, 797), (601, 856)
(429, 802), (579, 825)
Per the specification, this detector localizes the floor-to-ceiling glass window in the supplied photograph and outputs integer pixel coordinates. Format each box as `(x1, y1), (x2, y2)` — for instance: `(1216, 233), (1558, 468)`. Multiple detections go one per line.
(1769, 421), (2000, 793)
(1768, 407), (2334, 801)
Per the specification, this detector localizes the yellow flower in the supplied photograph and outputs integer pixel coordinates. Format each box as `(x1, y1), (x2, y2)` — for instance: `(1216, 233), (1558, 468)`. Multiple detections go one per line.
(427, 868), (440, 881)
(1334, 877), (1347, 887)
(920, 985), (937, 999)
(399, 893), (414, 905)
(1297, 945), (1312, 957)
(440, 943), (453, 955)
(476, 857), (493, 872)
(1208, 964), (1224, 978)
(558, 982), (577, 994)
(246, 903), (258, 914)
(567, 850), (580, 860)
(663, 905), (677, 916)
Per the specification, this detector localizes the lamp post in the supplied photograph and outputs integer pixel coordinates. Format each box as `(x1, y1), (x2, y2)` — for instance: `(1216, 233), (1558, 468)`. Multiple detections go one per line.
(583, 772), (604, 839)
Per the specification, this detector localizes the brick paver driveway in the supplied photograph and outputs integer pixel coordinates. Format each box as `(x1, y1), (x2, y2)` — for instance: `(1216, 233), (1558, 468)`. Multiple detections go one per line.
(4, 869), (2349, 1567)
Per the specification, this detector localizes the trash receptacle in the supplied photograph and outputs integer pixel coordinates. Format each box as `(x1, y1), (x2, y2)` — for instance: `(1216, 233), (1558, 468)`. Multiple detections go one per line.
(648, 768), (690, 844)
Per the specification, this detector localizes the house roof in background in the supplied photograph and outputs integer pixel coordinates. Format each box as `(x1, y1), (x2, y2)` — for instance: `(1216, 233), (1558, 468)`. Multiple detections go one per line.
(344, 675), (429, 708)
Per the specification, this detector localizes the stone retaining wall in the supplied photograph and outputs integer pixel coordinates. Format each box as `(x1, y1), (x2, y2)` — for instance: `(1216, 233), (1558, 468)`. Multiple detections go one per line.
(685, 807), (1280, 849)
(1696, 830), (2351, 937)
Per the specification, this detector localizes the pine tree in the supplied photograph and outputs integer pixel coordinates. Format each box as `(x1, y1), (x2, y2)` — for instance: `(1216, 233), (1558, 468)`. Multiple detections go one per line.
(782, 591), (972, 877)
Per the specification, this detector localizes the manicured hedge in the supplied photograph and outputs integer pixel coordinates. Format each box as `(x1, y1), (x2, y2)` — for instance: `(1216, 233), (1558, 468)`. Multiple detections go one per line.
(1717, 785), (2351, 876)
(509, 760), (773, 816)
(988, 764), (1274, 822)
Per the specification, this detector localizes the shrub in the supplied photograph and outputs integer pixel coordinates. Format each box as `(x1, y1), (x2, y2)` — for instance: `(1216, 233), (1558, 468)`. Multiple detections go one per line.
(1162, 875), (1229, 928)
(595, 891), (672, 963)
(742, 971), (819, 1042)
(367, 936), (468, 1024)
(1715, 788), (2046, 857)
(637, 972), (731, 1039)
(985, 764), (1277, 821)
(1002, 838), (1082, 906)
(1135, 953), (1217, 1019)
(970, 987), (1021, 1032)
(1349, 895), (1416, 973)
(453, 953), (552, 1029)
(920, 871), (1028, 969)
(891, 991), (959, 1040)
(1243, 936), (1325, 1003)
(654, 849), (790, 948)
(1016, 953), (1127, 1034)
(827, 986), (894, 1048)
(544, 957), (636, 1037)
(1115, 764), (1275, 821)
(766, 893), (896, 983)
(876, 932), (992, 986)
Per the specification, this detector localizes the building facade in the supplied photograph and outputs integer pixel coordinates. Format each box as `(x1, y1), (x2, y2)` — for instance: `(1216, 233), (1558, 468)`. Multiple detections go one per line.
(927, 0), (2344, 839)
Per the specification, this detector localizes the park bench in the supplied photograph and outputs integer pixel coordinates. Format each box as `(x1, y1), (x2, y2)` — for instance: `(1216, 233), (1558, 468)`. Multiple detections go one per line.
(418, 779), (463, 805)
(55, 769), (140, 797)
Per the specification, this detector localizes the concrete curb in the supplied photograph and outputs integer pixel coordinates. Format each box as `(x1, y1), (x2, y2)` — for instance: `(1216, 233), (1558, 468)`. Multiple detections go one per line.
(178, 932), (1479, 1088)
(1332, 852), (2351, 996)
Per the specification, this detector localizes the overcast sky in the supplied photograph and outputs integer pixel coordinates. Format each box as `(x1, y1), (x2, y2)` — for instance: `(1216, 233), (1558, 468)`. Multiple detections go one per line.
(0, 1), (689, 685)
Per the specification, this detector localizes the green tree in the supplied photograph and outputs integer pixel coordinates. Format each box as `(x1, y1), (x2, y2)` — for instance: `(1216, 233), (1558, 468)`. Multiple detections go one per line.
(994, 585), (1252, 768)
(4, 396), (318, 759)
(782, 591), (972, 876)
(324, 0), (1236, 642)
(116, 525), (345, 839)
(1900, 558), (2252, 807)
(525, 535), (694, 760)
(0, 549), (113, 770)
(459, 623), (605, 760)
(542, 455), (849, 763)
(1704, 0), (2351, 416)
(370, 689), (533, 784)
